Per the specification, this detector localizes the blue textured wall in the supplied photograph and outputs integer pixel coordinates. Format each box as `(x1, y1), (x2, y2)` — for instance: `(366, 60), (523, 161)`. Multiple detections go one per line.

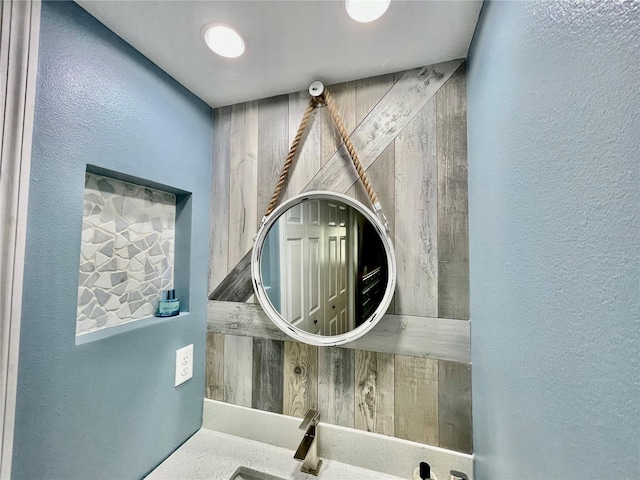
(13, 2), (212, 478)
(467, 1), (639, 479)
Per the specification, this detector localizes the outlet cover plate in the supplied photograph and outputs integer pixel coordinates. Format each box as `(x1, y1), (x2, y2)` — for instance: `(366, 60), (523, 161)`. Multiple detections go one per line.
(175, 344), (193, 387)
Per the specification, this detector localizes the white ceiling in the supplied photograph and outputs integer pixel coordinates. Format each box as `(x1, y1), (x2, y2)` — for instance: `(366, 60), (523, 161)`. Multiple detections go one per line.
(76, 1), (483, 108)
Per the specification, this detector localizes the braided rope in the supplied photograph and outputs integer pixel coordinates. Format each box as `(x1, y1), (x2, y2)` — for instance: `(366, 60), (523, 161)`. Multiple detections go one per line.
(322, 89), (379, 207)
(263, 87), (384, 226)
(264, 97), (318, 217)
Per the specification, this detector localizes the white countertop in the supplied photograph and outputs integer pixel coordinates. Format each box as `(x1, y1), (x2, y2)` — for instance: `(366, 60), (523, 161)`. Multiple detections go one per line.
(147, 400), (474, 480)
(146, 428), (404, 480)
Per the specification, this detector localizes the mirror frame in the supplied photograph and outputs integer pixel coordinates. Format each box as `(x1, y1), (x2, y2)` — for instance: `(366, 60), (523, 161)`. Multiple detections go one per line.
(251, 191), (396, 346)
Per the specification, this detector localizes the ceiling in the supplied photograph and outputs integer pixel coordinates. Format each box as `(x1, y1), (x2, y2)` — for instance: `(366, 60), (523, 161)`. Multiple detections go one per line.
(76, 1), (483, 108)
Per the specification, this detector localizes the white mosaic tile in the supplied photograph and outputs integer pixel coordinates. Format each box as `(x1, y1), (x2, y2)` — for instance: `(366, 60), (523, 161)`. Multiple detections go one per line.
(76, 173), (176, 335)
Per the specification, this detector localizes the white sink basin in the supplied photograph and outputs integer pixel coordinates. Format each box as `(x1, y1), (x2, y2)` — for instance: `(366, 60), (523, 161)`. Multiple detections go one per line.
(146, 429), (403, 480)
(229, 466), (286, 480)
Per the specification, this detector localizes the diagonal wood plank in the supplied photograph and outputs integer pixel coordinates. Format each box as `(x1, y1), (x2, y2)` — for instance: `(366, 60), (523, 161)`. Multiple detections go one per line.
(208, 249), (253, 301)
(304, 60), (463, 195)
(208, 59), (463, 301)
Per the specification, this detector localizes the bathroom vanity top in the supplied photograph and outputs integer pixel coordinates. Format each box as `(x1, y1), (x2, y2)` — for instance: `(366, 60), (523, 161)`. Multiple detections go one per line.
(146, 428), (403, 480)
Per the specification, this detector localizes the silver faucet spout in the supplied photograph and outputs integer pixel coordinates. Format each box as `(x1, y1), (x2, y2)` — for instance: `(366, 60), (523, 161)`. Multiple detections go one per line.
(293, 425), (316, 460)
(294, 410), (322, 476)
(299, 409), (320, 430)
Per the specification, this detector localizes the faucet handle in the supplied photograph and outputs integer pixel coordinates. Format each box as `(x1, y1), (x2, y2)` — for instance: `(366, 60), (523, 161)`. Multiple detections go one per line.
(299, 409), (320, 430)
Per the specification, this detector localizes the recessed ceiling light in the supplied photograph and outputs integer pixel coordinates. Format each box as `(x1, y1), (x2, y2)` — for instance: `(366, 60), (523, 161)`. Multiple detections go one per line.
(345, 0), (390, 23)
(203, 24), (245, 58)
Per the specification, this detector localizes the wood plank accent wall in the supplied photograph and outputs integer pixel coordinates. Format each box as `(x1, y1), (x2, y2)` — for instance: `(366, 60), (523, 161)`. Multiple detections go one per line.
(206, 61), (472, 454)
(437, 67), (470, 320)
(207, 301), (470, 364)
(208, 107), (231, 291)
(395, 97), (438, 317)
(228, 102), (259, 268)
(355, 350), (394, 436)
(283, 342), (317, 418)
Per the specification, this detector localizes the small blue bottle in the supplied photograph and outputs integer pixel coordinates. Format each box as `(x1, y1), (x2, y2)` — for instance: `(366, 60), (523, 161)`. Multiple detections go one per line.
(156, 289), (180, 317)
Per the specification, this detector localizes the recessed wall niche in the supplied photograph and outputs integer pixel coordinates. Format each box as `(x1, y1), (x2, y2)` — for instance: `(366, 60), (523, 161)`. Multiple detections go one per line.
(76, 172), (176, 335)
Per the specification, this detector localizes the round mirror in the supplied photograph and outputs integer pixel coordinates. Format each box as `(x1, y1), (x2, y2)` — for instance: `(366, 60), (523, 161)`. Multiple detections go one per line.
(251, 191), (396, 346)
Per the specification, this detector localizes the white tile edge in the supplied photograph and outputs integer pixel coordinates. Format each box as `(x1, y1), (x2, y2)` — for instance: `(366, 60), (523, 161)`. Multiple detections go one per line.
(203, 399), (473, 480)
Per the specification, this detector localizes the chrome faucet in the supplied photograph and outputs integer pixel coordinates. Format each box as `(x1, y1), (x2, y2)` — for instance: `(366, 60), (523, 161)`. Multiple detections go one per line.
(293, 409), (322, 476)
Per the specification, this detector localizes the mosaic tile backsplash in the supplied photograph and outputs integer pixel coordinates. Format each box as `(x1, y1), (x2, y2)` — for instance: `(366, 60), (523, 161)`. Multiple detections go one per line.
(77, 173), (176, 334)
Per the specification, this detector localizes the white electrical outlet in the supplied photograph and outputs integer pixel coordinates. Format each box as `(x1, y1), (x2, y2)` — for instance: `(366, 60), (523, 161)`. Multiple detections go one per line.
(175, 344), (193, 387)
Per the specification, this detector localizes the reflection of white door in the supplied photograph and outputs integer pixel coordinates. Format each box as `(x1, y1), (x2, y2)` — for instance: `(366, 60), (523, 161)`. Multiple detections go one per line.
(280, 201), (324, 333)
(323, 202), (349, 335)
(280, 200), (351, 335)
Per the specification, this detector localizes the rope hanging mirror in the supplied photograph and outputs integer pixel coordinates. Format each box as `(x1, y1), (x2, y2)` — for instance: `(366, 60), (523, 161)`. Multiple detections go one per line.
(251, 81), (396, 347)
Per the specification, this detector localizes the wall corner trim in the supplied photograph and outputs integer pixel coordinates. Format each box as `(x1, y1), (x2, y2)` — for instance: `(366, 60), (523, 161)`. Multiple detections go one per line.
(0, 1), (42, 478)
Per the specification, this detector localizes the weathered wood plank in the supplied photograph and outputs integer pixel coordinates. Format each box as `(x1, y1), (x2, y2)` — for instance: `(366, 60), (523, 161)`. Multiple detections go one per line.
(347, 141), (396, 237)
(207, 300), (470, 363)
(223, 334), (253, 407)
(208, 300), (289, 339)
(205, 332), (225, 401)
(348, 72), (396, 227)
(228, 101), (259, 268)
(346, 140), (396, 316)
(252, 338), (284, 414)
(351, 74), (396, 314)
(318, 347), (355, 428)
(321, 81), (356, 166)
(355, 73), (394, 125)
(208, 249), (253, 301)
(437, 64), (469, 320)
(354, 313), (469, 363)
(257, 95), (289, 220)
(395, 355), (439, 445)
(438, 360), (473, 454)
(284, 90), (321, 200)
(283, 342), (318, 418)
(395, 97), (438, 317)
(304, 60), (463, 195)
(355, 350), (394, 436)
(209, 106), (231, 292)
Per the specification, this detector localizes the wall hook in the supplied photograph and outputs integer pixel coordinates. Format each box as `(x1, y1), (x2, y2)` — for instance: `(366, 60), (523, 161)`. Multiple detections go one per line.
(309, 81), (326, 107)
(309, 81), (324, 97)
